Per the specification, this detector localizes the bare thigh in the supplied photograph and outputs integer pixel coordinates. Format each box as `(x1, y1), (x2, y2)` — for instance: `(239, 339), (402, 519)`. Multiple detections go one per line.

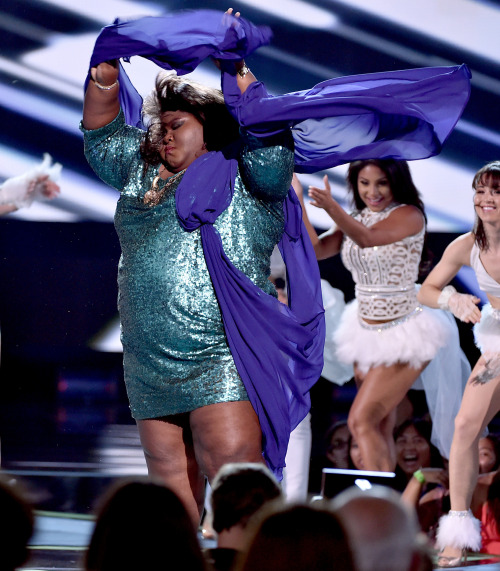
(190, 400), (263, 481)
(350, 361), (426, 430)
(136, 414), (204, 524)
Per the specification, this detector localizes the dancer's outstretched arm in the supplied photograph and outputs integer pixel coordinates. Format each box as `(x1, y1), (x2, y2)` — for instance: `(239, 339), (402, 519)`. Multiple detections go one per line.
(417, 232), (481, 324)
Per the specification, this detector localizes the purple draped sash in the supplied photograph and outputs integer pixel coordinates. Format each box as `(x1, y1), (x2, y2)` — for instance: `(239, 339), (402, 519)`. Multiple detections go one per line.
(176, 151), (324, 476)
(86, 9), (471, 477)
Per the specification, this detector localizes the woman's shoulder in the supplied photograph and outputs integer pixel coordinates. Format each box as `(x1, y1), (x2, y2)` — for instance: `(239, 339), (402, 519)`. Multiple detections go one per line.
(446, 232), (475, 253)
(389, 203), (424, 220)
(385, 203), (425, 235)
(441, 232), (475, 266)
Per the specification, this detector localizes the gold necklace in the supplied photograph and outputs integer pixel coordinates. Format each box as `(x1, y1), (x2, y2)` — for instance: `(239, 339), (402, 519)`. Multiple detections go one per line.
(143, 168), (186, 206)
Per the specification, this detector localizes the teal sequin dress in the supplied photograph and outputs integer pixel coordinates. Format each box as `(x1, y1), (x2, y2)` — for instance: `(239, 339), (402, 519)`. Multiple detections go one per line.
(81, 111), (294, 419)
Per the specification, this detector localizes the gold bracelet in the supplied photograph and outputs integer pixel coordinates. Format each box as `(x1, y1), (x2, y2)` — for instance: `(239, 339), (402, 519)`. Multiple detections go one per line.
(237, 65), (251, 78)
(93, 78), (119, 91)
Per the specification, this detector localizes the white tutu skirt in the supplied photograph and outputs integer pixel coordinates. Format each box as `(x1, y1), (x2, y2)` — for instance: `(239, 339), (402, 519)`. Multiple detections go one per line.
(473, 304), (500, 353)
(333, 299), (471, 459)
(334, 300), (450, 373)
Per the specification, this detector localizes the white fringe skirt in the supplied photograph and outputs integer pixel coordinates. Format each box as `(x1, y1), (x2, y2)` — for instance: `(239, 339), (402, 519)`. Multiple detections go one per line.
(473, 304), (500, 354)
(332, 299), (471, 459)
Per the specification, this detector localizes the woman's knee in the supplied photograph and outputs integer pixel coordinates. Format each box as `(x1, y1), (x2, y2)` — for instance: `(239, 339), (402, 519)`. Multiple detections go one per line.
(453, 411), (483, 444)
(137, 418), (192, 476)
(191, 402), (263, 479)
(197, 430), (263, 480)
(348, 404), (384, 438)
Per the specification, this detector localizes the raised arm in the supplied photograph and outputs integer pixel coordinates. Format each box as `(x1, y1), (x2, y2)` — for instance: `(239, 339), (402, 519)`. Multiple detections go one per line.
(308, 175), (424, 248)
(417, 232), (482, 323)
(83, 60), (121, 130)
(292, 174), (343, 260)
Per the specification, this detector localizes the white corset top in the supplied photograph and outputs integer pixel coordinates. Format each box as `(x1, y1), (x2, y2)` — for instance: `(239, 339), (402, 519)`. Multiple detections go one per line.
(341, 204), (425, 321)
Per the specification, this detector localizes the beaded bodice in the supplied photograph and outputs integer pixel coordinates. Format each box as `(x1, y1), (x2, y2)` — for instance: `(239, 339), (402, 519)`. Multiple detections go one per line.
(341, 204), (425, 321)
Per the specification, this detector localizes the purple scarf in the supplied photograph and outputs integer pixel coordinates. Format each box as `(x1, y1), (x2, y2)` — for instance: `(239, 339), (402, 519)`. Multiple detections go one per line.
(86, 10), (471, 477)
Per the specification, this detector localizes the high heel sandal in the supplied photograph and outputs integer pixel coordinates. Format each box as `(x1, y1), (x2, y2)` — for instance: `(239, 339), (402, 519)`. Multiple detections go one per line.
(436, 548), (467, 568)
(435, 510), (481, 568)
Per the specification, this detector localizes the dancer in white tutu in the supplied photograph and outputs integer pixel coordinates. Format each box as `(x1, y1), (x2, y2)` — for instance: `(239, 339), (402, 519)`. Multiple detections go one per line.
(293, 161), (469, 474)
(417, 160), (500, 567)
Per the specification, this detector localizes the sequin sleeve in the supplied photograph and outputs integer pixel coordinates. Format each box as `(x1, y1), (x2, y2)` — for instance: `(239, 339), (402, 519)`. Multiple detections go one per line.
(80, 109), (144, 192)
(238, 129), (294, 202)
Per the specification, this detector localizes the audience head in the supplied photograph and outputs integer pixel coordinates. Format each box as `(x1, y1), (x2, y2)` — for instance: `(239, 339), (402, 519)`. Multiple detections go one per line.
(331, 485), (422, 571)
(346, 159), (425, 216)
(85, 478), (206, 571)
(0, 476), (34, 571)
(479, 434), (500, 474)
(211, 463), (282, 535)
(394, 418), (444, 479)
(325, 421), (350, 469)
(235, 502), (355, 571)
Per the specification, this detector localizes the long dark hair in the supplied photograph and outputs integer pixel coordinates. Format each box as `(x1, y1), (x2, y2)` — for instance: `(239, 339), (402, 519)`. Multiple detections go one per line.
(140, 72), (240, 167)
(346, 159), (431, 276)
(472, 161), (500, 251)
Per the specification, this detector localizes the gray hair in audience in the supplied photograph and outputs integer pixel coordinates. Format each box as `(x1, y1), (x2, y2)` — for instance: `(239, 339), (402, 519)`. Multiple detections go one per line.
(331, 485), (421, 571)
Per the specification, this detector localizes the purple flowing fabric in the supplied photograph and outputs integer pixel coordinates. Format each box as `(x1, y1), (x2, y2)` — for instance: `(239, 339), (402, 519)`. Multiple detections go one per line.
(86, 10), (471, 172)
(85, 9), (471, 477)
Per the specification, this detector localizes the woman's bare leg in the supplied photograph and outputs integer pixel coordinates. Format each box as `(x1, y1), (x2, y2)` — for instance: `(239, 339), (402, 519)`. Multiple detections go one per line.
(136, 414), (205, 526)
(348, 362), (427, 472)
(190, 400), (263, 482)
(439, 357), (500, 560)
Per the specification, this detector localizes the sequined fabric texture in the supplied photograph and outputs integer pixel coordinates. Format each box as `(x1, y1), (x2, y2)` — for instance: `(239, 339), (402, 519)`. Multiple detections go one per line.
(81, 111), (293, 419)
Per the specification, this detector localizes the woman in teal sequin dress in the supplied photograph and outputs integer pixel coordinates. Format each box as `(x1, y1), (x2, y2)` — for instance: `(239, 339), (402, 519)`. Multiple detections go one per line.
(82, 53), (294, 522)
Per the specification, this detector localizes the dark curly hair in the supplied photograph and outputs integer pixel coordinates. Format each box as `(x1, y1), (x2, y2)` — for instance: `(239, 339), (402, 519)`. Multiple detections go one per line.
(140, 71), (240, 167)
(472, 161), (500, 252)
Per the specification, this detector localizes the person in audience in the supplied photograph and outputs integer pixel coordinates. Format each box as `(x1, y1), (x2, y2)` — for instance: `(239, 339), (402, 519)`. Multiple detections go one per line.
(85, 478), (206, 571)
(0, 475), (34, 571)
(324, 421), (351, 470)
(394, 419), (449, 536)
(479, 434), (500, 475)
(234, 503), (355, 571)
(332, 484), (430, 571)
(396, 419), (448, 494)
(480, 471), (500, 555)
(205, 463), (282, 571)
(418, 160), (500, 566)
